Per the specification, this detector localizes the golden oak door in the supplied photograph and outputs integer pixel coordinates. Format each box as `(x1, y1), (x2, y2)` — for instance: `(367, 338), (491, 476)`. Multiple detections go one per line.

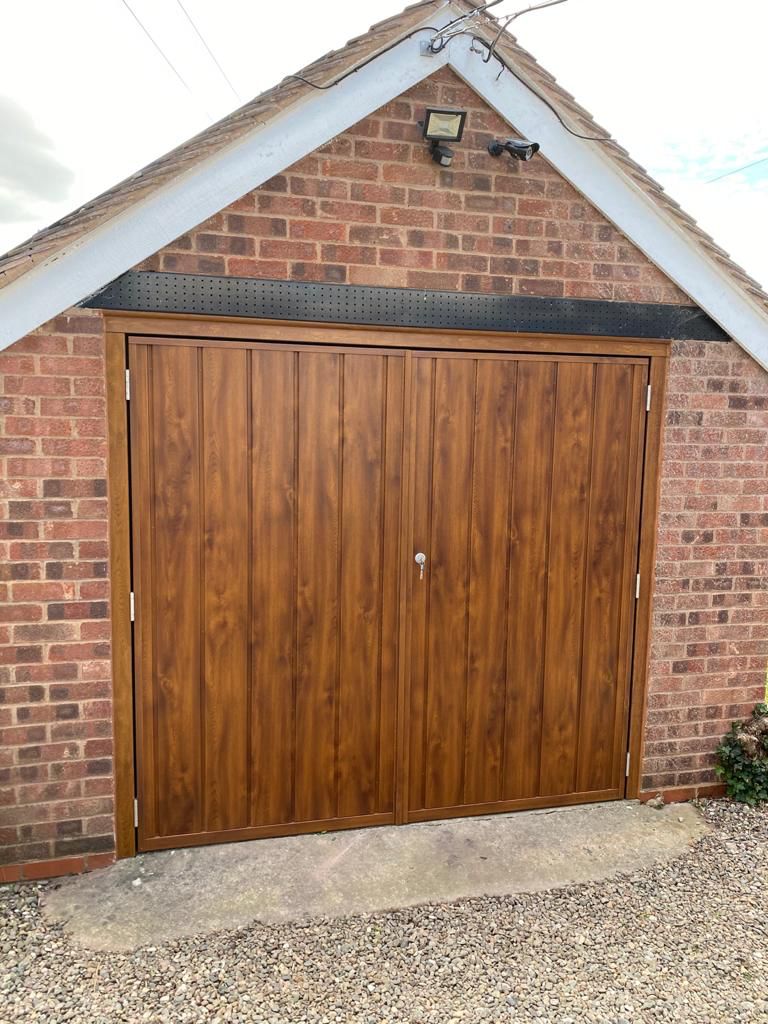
(129, 337), (648, 850)
(129, 339), (404, 849)
(406, 352), (647, 820)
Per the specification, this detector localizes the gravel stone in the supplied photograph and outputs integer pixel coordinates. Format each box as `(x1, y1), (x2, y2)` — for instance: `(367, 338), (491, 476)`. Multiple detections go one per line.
(1, 800), (767, 1023)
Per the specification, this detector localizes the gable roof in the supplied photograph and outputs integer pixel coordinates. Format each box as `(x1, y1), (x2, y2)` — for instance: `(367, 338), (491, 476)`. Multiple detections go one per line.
(1, 0), (767, 366)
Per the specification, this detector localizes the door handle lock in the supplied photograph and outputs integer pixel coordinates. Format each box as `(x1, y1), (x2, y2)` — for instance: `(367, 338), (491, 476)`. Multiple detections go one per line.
(415, 552), (427, 580)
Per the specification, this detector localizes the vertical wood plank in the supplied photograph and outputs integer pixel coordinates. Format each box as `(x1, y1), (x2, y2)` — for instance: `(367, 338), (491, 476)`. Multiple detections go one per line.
(250, 349), (296, 826)
(627, 356), (666, 798)
(149, 344), (203, 836)
(129, 343), (158, 844)
(202, 347), (250, 830)
(407, 355), (435, 814)
(612, 364), (647, 791)
(295, 351), (340, 822)
(463, 359), (517, 805)
(337, 355), (385, 818)
(576, 362), (635, 792)
(422, 357), (476, 809)
(539, 361), (595, 797)
(503, 361), (556, 800)
(379, 356), (405, 816)
(107, 332), (135, 858)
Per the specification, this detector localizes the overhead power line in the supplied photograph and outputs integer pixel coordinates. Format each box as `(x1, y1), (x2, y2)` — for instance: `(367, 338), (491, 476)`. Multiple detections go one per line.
(174, 0), (241, 102)
(707, 154), (768, 184)
(119, 0), (213, 118)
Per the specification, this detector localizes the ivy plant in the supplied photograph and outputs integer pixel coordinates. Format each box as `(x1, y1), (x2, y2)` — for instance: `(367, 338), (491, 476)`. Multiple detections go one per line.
(715, 702), (768, 805)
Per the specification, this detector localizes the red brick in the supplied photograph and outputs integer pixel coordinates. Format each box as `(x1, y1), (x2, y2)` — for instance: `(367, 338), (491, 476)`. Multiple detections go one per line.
(379, 248), (433, 269)
(320, 244), (377, 266)
(320, 158), (379, 181)
(382, 163), (435, 186)
(259, 239), (317, 260)
(227, 258), (289, 279)
(289, 176), (348, 199)
(354, 140), (410, 162)
(318, 200), (377, 224)
(517, 278), (565, 298)
(290, 262), (346, 283)
(289, 220), (346, 241)
(380, 207), (434, 228)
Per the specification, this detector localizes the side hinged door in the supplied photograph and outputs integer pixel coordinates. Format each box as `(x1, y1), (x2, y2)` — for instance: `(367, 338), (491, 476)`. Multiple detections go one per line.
(405, 351), (648, 821)
(129, 338), (405, 850)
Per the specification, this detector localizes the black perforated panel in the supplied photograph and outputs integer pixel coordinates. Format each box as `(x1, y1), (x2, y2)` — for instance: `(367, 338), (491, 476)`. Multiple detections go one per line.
(83, 271), (729, 341)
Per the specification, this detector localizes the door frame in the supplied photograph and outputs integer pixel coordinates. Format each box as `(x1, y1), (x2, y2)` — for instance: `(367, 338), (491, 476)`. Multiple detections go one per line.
(105, 312), (670, 858)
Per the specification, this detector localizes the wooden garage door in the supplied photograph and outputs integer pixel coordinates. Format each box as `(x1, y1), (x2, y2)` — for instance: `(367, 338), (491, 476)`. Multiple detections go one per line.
(406, 352), (647, 820)
(129, 340), (405, 849)
(128, 337), (647, 849)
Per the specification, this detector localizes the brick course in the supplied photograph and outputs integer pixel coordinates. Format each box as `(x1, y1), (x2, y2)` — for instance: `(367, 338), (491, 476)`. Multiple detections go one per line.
(1, 68), (765, 869)
(643, 338), (768, 791)
(0, 311), (114, 867)
(138, 70), (687, 303)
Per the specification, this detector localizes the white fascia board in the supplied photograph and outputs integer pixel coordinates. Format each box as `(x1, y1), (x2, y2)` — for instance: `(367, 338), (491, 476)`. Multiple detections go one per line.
(0, 13), (452, 350)
(448, 40), (768, 370)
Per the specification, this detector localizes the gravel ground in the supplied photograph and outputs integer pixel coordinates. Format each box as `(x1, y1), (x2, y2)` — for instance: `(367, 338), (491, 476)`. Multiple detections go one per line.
(1, 800), (766, 1024)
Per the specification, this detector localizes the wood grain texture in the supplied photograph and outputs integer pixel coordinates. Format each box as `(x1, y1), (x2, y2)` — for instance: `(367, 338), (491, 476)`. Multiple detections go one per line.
(131, 340), (403, 846)
(106, 332), (135, 859)
(463, 360), (517, 805)
(539, 361), (595, 797)
(201, 347), (250, 830)
(423, 356), (475, 810)
(337, 354), (385, 818)
(109, 314), (672, 357)
(125, 332), (658, 849)
(294, 351), (340, 822)
(380, 356), (405, 816)
(152, 345), (204, 836)
(575, 363), (642, 792)
(407, 351), (647, 819)
(503, 360), (556, 801)
(627, 354), (670, 797)
(129, 344), (157, 844)
(250, 349), (296, 826)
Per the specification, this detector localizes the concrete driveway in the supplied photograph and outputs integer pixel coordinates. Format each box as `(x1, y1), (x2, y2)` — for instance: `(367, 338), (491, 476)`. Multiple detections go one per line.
(42, 799), (705, 952)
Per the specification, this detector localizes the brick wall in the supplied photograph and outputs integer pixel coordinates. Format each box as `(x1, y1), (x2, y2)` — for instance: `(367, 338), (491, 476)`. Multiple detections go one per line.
(1, 68), (766, 869)
(139, 70), (687, 303)
(0, 312), (115, 869)
(643, 338), (768, 791)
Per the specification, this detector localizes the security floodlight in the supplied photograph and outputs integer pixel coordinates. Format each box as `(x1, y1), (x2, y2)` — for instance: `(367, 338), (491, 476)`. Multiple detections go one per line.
(421, 107), (467, 142)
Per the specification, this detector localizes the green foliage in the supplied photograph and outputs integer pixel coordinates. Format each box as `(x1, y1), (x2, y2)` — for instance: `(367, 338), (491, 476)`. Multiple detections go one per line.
(715, 703), (768, 805)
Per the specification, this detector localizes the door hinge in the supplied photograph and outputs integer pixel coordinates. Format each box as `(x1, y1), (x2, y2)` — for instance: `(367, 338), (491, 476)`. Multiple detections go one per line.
(626, 752), (631, 778)
(646, 384), (652, 412)
(133, 798), (139, 828)
(635, 573), (641, 600)
(129, 591), (135, 622)
(125, 368), (131, 401)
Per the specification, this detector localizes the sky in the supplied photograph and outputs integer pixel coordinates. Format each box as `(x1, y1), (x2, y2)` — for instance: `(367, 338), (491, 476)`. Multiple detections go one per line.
(0, 0), (766, 288)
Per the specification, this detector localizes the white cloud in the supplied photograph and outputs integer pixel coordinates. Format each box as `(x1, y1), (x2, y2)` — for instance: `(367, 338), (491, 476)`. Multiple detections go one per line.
(0, 96), (74, 233)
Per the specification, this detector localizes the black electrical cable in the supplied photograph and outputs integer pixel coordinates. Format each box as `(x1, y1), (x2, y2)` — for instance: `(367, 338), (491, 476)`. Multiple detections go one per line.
(476, 37), (614, 141)
(434, 30), (614, 142)
(285, 18), (612, 145)
(433, 0), (510, 38)
(284, 26), (441, 90)
(481, 0), (569, 65)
